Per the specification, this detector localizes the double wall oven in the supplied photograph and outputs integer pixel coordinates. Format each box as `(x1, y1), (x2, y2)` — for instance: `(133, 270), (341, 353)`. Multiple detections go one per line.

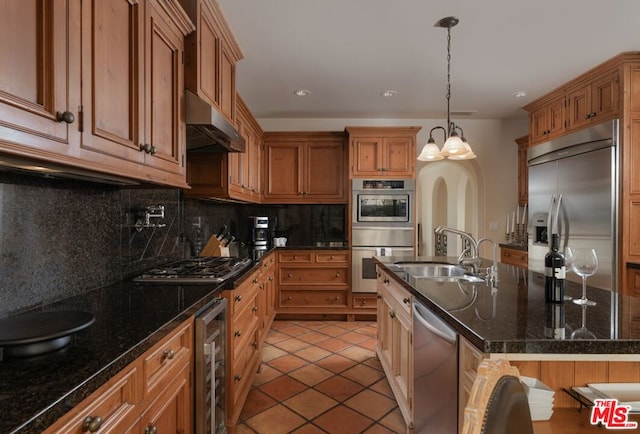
(351, 179), (416, 293)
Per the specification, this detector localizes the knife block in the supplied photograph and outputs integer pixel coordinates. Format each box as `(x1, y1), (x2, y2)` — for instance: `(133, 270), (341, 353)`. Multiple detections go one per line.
(200, 235), (230, 257)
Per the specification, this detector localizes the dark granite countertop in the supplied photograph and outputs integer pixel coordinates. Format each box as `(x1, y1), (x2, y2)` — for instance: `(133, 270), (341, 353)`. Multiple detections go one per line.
(374, 256), (640, 355)
(0, 275), (244, 433)
(498, 243), (528, 252)
(277, 244), (350, 250)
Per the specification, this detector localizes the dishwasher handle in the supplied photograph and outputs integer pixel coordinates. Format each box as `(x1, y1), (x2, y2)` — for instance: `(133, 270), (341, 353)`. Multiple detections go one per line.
(413, 302), (457, 344)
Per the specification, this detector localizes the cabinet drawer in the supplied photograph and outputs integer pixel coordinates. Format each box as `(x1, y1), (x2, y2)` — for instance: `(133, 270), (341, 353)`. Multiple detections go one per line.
(227, 273), (260, 316)
(315, 251), (349, 264)
(231, 299), (260, 363)
(353, 294), (377, 309)
(44, 363), (141, 434)
(628, 268), (640, 296)
(278, 251), (313, 263)
(229, 329), (260, 408)
(500, 248), (528, 267)
(279, 266), (348, 285)
(378, 271), (412, 316)
(142, 321), (192, 396)
(280, 290), (348, 308)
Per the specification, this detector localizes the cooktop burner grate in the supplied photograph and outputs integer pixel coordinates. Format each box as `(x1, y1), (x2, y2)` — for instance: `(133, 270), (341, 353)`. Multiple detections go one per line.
(134, 256), (253, 284)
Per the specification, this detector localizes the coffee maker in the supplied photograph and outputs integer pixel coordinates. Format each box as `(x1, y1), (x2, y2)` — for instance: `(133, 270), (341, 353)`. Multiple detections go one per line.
(249, 216), (269, 258)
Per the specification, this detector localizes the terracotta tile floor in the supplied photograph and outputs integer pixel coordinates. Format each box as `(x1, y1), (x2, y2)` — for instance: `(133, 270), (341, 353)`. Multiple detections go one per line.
(237, 320), (407, 434)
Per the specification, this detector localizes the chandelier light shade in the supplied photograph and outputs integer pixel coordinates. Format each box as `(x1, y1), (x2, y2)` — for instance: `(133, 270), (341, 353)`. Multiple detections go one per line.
(417, 16), (477, 162)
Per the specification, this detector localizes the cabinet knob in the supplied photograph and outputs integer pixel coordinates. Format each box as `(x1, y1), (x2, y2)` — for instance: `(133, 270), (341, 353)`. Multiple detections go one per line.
(139, 143), (151, 153)
(252, 278), (258, 284)
(234, 330), (242, 337)
(335, 296), (340, 300)
(403, 297), (410, 305)
(161, 349), (175, 362)
(287, 296), (293, 300)
(235, 374), (242, 381)
(235, 295), (242, 302)
(377, 295), (382, 299)
(252, 341), (258, 349)
(252, 306), (258, 312)
(149, 145), (157, 155)
(56, 110), (75, 124)
(82, 416), (103, 433)
(144, 426), (158, 434)
(269, 276), (273, 281)
(335, 272), (340, 277)
(383, 278), (390, 284)
(360, 300), (367, 305)
(293, 255), (297, 260)
(330, 255), (334, 259)
(288, 273), (293, 278)
(389, 310), (396, 319)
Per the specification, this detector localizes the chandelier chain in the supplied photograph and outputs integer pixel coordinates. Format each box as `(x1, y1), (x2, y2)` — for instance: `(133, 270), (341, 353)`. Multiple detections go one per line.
(446, 24), (452, 135)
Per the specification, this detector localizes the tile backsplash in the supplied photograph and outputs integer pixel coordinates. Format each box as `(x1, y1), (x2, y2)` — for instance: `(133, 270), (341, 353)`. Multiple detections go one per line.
(0, 173), (346, 317)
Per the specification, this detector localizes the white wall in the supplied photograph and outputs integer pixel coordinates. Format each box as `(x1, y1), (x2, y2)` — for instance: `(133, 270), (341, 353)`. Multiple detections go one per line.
(257, 116), (528, 256)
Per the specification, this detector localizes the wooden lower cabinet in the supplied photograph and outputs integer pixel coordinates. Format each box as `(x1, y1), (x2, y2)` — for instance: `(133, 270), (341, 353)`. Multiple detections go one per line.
(376, 268), (413, 429)
(223, 251), (276, 431)
(500, 246), (528, 268)
(44, 318), (193, 434)
(276, 249), (352, 317)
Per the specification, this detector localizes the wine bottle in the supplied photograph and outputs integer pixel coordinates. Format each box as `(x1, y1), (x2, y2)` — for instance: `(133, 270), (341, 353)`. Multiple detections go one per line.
(544, 233), (565, 303)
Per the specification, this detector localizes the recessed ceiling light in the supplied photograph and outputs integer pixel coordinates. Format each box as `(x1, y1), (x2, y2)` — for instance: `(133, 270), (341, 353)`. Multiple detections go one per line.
(293, 89), (311, 97)
(512, 90), (528, 98)
(380, 90), (398, 97)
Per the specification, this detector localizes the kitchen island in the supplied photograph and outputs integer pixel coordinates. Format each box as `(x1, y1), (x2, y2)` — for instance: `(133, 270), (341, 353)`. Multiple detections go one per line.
(374, 255), (640, 425)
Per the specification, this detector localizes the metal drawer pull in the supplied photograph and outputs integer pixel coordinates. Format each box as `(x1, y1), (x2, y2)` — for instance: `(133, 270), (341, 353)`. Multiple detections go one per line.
(161, 349), (175, 362)
(82, 416), (103, 433)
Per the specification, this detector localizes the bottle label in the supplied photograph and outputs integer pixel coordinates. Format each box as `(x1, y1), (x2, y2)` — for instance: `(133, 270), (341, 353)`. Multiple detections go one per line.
(545, 265), (566, 279)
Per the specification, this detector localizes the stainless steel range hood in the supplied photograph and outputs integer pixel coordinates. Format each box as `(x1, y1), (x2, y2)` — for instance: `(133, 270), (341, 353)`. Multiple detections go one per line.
(185, 90), (245, 152)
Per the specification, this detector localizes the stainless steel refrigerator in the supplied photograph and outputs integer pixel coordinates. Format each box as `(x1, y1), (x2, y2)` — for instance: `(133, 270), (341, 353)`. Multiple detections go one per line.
(527, 119), (619, 291)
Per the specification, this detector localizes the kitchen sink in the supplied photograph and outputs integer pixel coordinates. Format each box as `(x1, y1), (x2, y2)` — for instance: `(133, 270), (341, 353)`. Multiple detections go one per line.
(391, 262), (485, 284)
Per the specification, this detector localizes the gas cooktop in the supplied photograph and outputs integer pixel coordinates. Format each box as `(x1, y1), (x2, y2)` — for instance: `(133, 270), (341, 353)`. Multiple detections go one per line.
(134, 256), (253, 284)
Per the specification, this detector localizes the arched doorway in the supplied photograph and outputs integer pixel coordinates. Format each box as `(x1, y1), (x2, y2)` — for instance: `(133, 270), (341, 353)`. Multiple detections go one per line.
(417, 161), (482, 256)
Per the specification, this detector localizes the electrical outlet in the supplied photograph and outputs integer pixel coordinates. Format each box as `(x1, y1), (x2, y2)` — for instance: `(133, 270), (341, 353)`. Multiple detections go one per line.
(489, 220), (498, 231)
(192, 217), (202, 228)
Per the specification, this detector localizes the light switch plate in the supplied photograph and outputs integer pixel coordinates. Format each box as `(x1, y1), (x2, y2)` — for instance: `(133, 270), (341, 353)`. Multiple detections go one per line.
(489, 221), (498, 231)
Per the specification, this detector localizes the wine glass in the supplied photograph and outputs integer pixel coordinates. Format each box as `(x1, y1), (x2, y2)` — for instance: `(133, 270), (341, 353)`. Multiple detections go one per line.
(571, 305), (597, 339)
(571, 248), (599, 306)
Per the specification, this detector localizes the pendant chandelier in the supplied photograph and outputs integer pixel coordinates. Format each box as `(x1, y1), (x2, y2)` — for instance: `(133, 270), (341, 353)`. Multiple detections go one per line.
(418, 17), (476, 161)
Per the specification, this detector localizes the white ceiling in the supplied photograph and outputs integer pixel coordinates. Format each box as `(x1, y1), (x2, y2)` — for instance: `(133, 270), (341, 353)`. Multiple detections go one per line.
(217, 0), (640, 121)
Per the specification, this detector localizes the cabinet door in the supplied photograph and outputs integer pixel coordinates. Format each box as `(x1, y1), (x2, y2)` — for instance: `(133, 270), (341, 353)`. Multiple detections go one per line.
(591, 71), (619, 121)
(377, 291), (393, 370)
(567, 83), (592, 131)
(219, 39), (236, 122)
(143, 0), (185, 175)
(0, 0), (80, 154)
(516, 136), (528, 205)
(305, 141), (345, 199)
(352, 137), (383, 175)
(138, 365), (191, 434)
(80, 0), (144, 164)
(547, 97), (565, 139)
(264, 142), (303, 199)
(393, 310), (412, 413)
(384, 137), (414, 176)
(529, 106), (549, 144)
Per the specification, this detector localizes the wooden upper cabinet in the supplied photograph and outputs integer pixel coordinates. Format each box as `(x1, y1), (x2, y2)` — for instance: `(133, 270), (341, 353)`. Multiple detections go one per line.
(527, 95), (566, 145)
(79, 0), (192, 183)
(567, 70), (619, 131)
(346, 127), (420, 178)
(515, 135), (529, 206)
(181, 0), (243, 124)
(0, 0), (80, 155)
(263, 132), (347, 203)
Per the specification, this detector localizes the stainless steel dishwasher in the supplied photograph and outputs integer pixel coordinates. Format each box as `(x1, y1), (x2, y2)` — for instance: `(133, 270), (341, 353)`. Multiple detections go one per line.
(413, 301), (459, 433)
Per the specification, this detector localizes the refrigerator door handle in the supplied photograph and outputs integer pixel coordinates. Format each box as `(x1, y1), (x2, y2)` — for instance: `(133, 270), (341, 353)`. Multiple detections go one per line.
(547, 194), (557, 241)
(554, 193), (563, 239)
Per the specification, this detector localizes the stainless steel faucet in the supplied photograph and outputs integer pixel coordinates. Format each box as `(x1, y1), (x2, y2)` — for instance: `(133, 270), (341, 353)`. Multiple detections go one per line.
(477, 237), (499, 283)
(434, 226), (481, 270)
